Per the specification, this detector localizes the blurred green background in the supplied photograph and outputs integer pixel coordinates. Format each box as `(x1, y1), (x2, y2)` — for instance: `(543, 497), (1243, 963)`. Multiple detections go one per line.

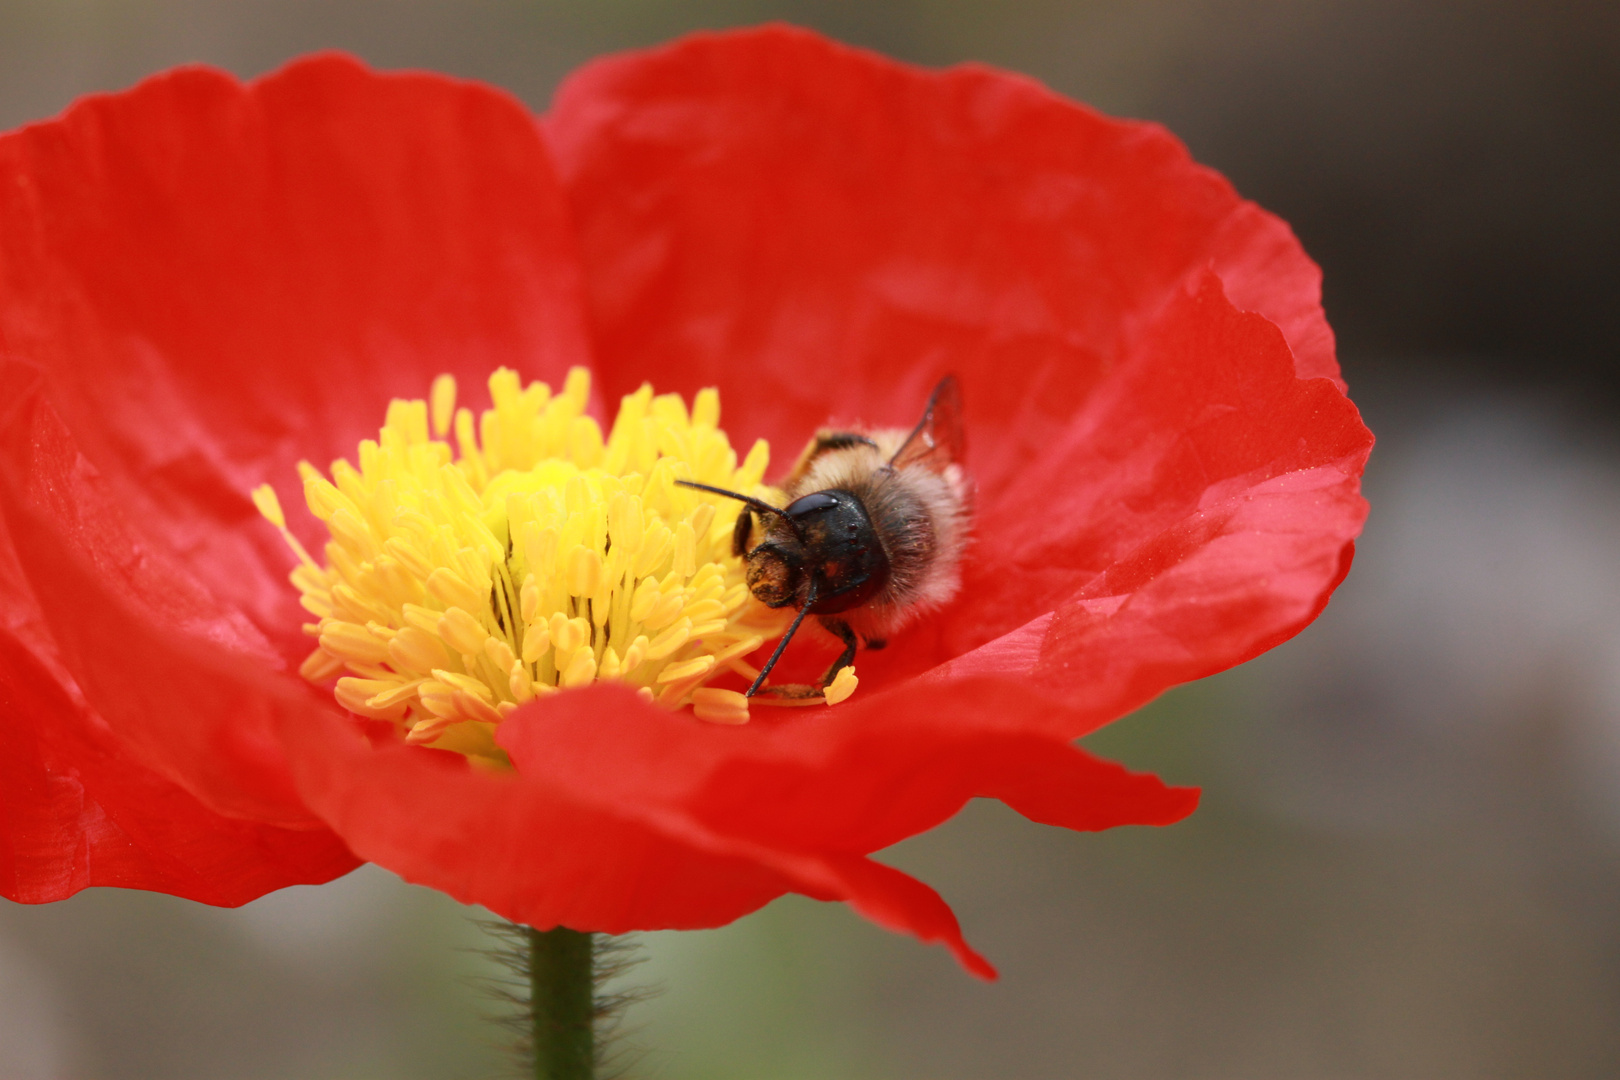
(3, 2), (1620, 1077)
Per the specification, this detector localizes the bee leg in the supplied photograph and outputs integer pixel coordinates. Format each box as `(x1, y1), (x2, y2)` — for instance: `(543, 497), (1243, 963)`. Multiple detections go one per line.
(818, 618), (859, 687)
(756, 683), (822, 700)
(746, 580), (818, 696)
(731, 506), (754, 557)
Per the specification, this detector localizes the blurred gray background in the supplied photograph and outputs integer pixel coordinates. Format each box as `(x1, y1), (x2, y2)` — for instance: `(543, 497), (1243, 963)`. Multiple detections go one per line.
(3, 2), (1619, 1077)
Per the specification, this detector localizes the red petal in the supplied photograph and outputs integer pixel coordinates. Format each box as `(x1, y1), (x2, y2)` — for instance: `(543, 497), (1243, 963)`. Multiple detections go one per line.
(273, 677), (1192, 977)
(0, 54), (591, 659)
(0, 363), (324, 823)
(0, 515), (356, 903)
(503, 679), (1195, 857)
(931, 271), (1370, 731)
(0, 56), (591, 891)
(546, 25), (1338, 466)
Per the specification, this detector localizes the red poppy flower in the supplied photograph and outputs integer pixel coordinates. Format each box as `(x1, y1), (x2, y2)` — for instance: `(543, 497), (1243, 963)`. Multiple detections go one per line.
(0, 26), (1370, 977)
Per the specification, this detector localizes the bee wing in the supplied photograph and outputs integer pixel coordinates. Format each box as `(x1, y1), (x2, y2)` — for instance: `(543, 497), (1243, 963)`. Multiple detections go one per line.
(889, 375), (965, 473)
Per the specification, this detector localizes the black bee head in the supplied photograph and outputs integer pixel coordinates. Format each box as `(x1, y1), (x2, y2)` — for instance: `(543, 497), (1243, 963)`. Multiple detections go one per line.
(777, 489), (889, 614)
(673, 478), (890, 614)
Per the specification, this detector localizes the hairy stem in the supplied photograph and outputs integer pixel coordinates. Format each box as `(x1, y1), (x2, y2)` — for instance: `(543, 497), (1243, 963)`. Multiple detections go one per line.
(529, 927), (595, 1080)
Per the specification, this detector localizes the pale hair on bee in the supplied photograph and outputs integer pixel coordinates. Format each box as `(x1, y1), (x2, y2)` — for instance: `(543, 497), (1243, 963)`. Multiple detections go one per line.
(678, 375), (972, 699)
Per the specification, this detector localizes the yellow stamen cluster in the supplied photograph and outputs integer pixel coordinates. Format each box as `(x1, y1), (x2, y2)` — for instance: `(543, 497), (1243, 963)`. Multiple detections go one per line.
(255, 366), (814, 764)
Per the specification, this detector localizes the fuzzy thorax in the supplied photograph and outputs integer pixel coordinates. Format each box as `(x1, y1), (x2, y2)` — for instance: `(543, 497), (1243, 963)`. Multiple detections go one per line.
(782, 428), (970, 644)
(254, 367), (810, 764)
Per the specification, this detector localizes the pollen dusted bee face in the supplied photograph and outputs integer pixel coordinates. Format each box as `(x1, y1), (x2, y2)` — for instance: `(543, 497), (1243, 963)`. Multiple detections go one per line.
(744, 542), (796, 608)
(744, 490), (891, 614)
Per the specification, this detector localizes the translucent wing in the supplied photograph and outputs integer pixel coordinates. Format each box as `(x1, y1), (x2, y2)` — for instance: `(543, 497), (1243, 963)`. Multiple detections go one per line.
(889, 375), (965, 473)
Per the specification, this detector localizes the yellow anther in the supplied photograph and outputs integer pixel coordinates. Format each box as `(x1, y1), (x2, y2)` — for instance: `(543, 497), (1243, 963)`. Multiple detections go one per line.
(684, 598), (726, 624)
(454, 689), (503, 726)
(302, 473), (354, 522)
(290, 564), (328, 596)
(738, 439), (770, 488)
(404, 717), (449, 745)
(453, 407), (485, 488)
(520, 574), (540, 624)
(319, 621), (391, 664)
(562, 366), (590, 412)
(368, 680), (424, 710)
(384, 398), (428, 445)
(335, 677), (404, 718)
(432, 669), (494, 702)
(551, 615), (589, 657)
(711, 634), (765, 663)
(524, 525), (559, 577)
(607, 493), (644, 556)
(488, 366), (522, 411)
(824, 666), (859, 705)
(510, 667), (535, 703)
(690, 561), (726, 593)
(437, 607), (487, 657)
(388, 627), (450, 674)
(327, 509), (376, 558)
(560, 647), (597, 688)
(430, 374), (457, 437)
(383, 536), (434, 580)
(691, 387), (721, 430)
(656, 677), (702, 709)
(622, 635), (649, 674)
(401, 603), (441, 636)
(251, 484), (286, 528)
(629, 577), (661, 623)
(416, 681), (456, 717)
(671, 521), (697, 578)
(569, 416), (604, 468)
(642, 590), (686, 632)
(299, 648), (344, 681)
(657, 655), (715, 684)
(521, 620), (551, 664)
(484, 637), (516, 672)
(566, 545), (603, 596)
(692, 687), (750, 725)
(645, 618), (692, 662)
(427, 567), (483, 613)
(688, 501), (715, 541)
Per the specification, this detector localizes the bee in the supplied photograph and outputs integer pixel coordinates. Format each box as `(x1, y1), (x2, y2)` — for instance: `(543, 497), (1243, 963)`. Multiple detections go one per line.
(677, 375), (970, 697)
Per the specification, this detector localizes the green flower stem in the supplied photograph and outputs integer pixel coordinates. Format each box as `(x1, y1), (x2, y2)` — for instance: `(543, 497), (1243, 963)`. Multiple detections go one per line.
(528, 926), (595, 1080)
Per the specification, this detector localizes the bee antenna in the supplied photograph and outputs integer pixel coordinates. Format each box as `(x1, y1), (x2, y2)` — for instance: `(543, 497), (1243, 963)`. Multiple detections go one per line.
(745, 579), (818, 697)
(674, 480), (791, 521)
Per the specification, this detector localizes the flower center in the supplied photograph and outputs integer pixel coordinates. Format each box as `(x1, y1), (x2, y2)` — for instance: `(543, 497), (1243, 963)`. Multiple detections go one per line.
(253, 367), (852, 765)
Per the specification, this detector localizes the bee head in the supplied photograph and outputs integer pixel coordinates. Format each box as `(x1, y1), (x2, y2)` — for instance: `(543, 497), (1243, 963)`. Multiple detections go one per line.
(673, 479), (889, 614)
(775, 490), (890, 614)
